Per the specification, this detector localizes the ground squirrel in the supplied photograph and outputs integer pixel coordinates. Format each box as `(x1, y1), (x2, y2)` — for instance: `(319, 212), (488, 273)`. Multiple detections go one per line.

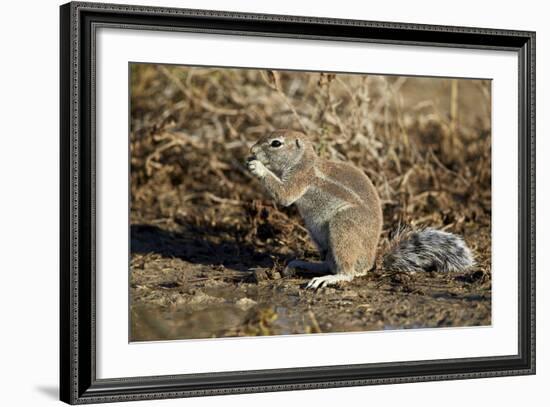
(247, 129), (474, 289)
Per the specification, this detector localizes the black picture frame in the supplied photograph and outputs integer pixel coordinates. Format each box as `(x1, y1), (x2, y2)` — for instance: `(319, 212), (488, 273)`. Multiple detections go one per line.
(60, 1), (536, 404)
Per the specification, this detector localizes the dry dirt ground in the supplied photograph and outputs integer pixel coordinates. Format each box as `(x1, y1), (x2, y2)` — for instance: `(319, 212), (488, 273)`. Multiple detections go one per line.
(130, 65), (492, 341)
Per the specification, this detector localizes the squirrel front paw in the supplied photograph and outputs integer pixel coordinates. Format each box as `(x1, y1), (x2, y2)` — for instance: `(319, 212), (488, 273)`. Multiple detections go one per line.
(247, 159), (267, 178)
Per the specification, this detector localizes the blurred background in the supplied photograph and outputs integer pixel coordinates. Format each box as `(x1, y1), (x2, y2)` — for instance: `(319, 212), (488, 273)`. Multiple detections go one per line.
(129, 64), (492, 341)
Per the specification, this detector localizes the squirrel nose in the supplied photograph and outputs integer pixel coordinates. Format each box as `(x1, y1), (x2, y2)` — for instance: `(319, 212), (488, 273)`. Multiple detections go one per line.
(250, 145), (259, 155)
(247, 145), (258, 162)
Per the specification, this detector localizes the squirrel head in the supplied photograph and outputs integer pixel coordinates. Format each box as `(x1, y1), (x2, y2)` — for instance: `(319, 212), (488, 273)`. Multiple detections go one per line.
(249, 130), (315, 175)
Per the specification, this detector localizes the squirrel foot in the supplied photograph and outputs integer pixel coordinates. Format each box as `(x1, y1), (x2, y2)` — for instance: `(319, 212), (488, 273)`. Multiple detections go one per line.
(306, 274), (353, 290)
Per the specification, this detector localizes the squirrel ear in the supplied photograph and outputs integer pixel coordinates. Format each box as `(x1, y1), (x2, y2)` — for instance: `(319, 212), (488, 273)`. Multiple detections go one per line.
(295, 139), (301, 149)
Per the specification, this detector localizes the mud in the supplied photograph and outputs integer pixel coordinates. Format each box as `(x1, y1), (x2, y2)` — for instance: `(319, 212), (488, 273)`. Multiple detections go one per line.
(130, 220), (490, 341)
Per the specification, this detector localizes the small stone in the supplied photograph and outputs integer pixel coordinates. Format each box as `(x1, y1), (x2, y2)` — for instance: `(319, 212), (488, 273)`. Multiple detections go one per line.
(280, 266), (296, 278)
(269, 270), (282, 280)
(236, 298), (257, 310)
(248, 268), (270, 284)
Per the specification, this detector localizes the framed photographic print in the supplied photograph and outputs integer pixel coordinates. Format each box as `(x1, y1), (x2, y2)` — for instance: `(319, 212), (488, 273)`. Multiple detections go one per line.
(60, 1), (536, 404)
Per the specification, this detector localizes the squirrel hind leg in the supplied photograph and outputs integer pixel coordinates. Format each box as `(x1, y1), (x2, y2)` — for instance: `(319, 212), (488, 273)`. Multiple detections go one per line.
(326, 208), (374, 275)
(305, 224), (366, 290)
(283, 259), (331, 278)
(285, 260), (350, 289)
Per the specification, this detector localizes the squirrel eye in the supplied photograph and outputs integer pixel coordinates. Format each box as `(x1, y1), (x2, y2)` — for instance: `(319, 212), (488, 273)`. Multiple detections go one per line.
(270, 140), (283, 148)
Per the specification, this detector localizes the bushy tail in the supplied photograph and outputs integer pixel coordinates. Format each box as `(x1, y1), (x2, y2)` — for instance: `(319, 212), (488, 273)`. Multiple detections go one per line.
(382, 227), (475, 273)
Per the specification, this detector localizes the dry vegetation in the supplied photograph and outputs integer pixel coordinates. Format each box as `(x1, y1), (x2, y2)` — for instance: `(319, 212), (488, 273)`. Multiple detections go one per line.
(130, 64), (492, 341)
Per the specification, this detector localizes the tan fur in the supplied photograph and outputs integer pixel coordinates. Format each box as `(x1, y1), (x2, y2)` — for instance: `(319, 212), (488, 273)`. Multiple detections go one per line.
(247, 129), (383, 289)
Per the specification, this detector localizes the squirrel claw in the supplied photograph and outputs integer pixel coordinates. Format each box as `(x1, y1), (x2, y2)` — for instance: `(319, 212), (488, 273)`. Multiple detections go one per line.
(247, 159), (267, 178)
